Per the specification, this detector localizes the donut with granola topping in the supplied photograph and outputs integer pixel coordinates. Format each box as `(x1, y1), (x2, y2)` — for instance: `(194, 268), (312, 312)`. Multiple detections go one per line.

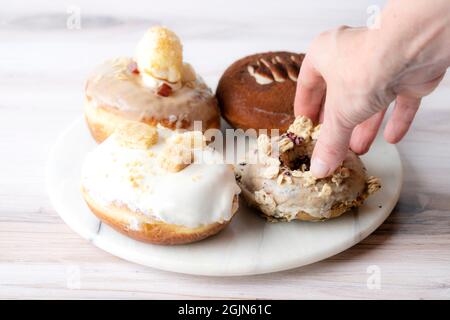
(81, 121), (240, 244)
(84, 26), (220, 143)
(235, 116), (381, 222)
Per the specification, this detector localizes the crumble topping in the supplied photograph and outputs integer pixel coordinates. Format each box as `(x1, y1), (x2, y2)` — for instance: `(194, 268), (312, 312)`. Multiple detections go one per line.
(257, 134), (272, 156)
(158, 131), (206, 173)
(114, 121), (158, 149)
(287, 116), (313, 141)
(235, 116), (381, 221)
(367, 176), (381, 194)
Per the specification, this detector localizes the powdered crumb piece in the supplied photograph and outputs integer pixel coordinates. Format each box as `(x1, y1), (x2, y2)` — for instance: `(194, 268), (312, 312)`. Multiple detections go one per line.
(158, 144), (193, 172)
(170, 131), (206, 149)
(259, 157), (280, 179)
(287, 116), (313, 140)
(158, 131), (206, 172)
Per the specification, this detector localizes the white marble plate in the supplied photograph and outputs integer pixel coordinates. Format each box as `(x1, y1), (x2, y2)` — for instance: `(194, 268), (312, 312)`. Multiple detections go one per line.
(46, 117), (402, 276)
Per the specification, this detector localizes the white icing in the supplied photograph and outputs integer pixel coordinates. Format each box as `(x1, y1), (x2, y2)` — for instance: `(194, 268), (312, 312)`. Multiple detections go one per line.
(81, 126), (240, 228)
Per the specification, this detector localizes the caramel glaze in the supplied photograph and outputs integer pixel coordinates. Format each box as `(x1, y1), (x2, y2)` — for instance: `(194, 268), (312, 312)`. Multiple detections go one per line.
(85, 57), (220, 133)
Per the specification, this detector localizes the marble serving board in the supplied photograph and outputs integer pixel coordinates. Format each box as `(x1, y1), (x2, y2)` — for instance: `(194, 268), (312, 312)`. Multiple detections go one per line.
(46, 117), (402, 276)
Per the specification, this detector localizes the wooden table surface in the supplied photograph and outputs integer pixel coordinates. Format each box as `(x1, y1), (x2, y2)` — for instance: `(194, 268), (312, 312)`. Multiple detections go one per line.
(1, 0), (449, 299)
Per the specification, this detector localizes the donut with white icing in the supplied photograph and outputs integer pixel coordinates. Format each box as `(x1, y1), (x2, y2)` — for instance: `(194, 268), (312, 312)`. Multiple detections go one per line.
(85, 26), (220, 143)
(81, 121), (240, 245)
(235, 116), (381, 222)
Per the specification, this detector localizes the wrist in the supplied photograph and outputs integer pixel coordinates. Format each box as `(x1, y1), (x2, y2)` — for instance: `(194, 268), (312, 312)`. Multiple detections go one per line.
(374, 0), (450, 84)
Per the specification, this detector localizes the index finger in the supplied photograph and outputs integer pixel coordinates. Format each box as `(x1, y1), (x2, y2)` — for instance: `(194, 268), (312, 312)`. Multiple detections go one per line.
(294, 54), (326, 123)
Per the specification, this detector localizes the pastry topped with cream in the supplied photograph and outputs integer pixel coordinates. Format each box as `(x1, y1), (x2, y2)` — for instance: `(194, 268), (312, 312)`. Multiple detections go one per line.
(84, 26), (220, 143)
(136, 26), (184, 86)
(81, 121), (240, 244)
(235, 116), (381, 222)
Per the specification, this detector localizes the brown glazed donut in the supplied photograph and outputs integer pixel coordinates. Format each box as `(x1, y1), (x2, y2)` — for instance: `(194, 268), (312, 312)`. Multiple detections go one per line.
(216, 51), (305, 134)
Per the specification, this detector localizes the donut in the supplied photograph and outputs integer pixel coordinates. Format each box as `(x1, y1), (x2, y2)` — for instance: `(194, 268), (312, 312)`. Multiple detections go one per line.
(235, 116), (381, 222)
(85, 26), (220, 143)
(216, 51), (305, 134)
(81, 121), (240, 245)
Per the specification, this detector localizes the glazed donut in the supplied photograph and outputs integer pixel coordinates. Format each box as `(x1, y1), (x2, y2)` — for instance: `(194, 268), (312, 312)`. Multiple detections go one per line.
(85, 26), (220, 143)
(81, 121), (240, 245)
(235, 116), (381, 222)
(216, 51), (304, 134)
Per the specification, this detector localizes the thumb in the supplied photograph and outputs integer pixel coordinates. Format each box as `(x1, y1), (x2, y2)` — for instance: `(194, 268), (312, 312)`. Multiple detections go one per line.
(310, 106), (354, 178)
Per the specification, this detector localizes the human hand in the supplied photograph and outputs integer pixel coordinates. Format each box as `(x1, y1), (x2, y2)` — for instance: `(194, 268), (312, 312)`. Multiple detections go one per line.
(294, 1), (449, 178)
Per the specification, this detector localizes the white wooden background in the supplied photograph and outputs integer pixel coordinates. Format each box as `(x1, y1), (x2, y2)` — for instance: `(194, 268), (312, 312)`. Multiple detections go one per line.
(1, 0), (449, 299)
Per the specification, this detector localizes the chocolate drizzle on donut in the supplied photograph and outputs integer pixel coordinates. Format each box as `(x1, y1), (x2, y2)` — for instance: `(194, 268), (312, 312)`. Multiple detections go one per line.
(247, 63), (274, 84)
(247, 54), (303, 85)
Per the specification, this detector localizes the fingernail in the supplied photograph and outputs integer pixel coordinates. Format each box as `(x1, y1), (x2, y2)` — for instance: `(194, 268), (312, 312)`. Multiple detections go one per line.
(311, 158), (330, 178)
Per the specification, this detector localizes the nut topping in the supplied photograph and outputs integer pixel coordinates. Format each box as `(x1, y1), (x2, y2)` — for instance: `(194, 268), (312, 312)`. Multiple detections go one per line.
(156, 83), (172, 97)
(114, 121), (158, 149)
(287, 116), (313, 140)
(127, 61), (140, 75)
